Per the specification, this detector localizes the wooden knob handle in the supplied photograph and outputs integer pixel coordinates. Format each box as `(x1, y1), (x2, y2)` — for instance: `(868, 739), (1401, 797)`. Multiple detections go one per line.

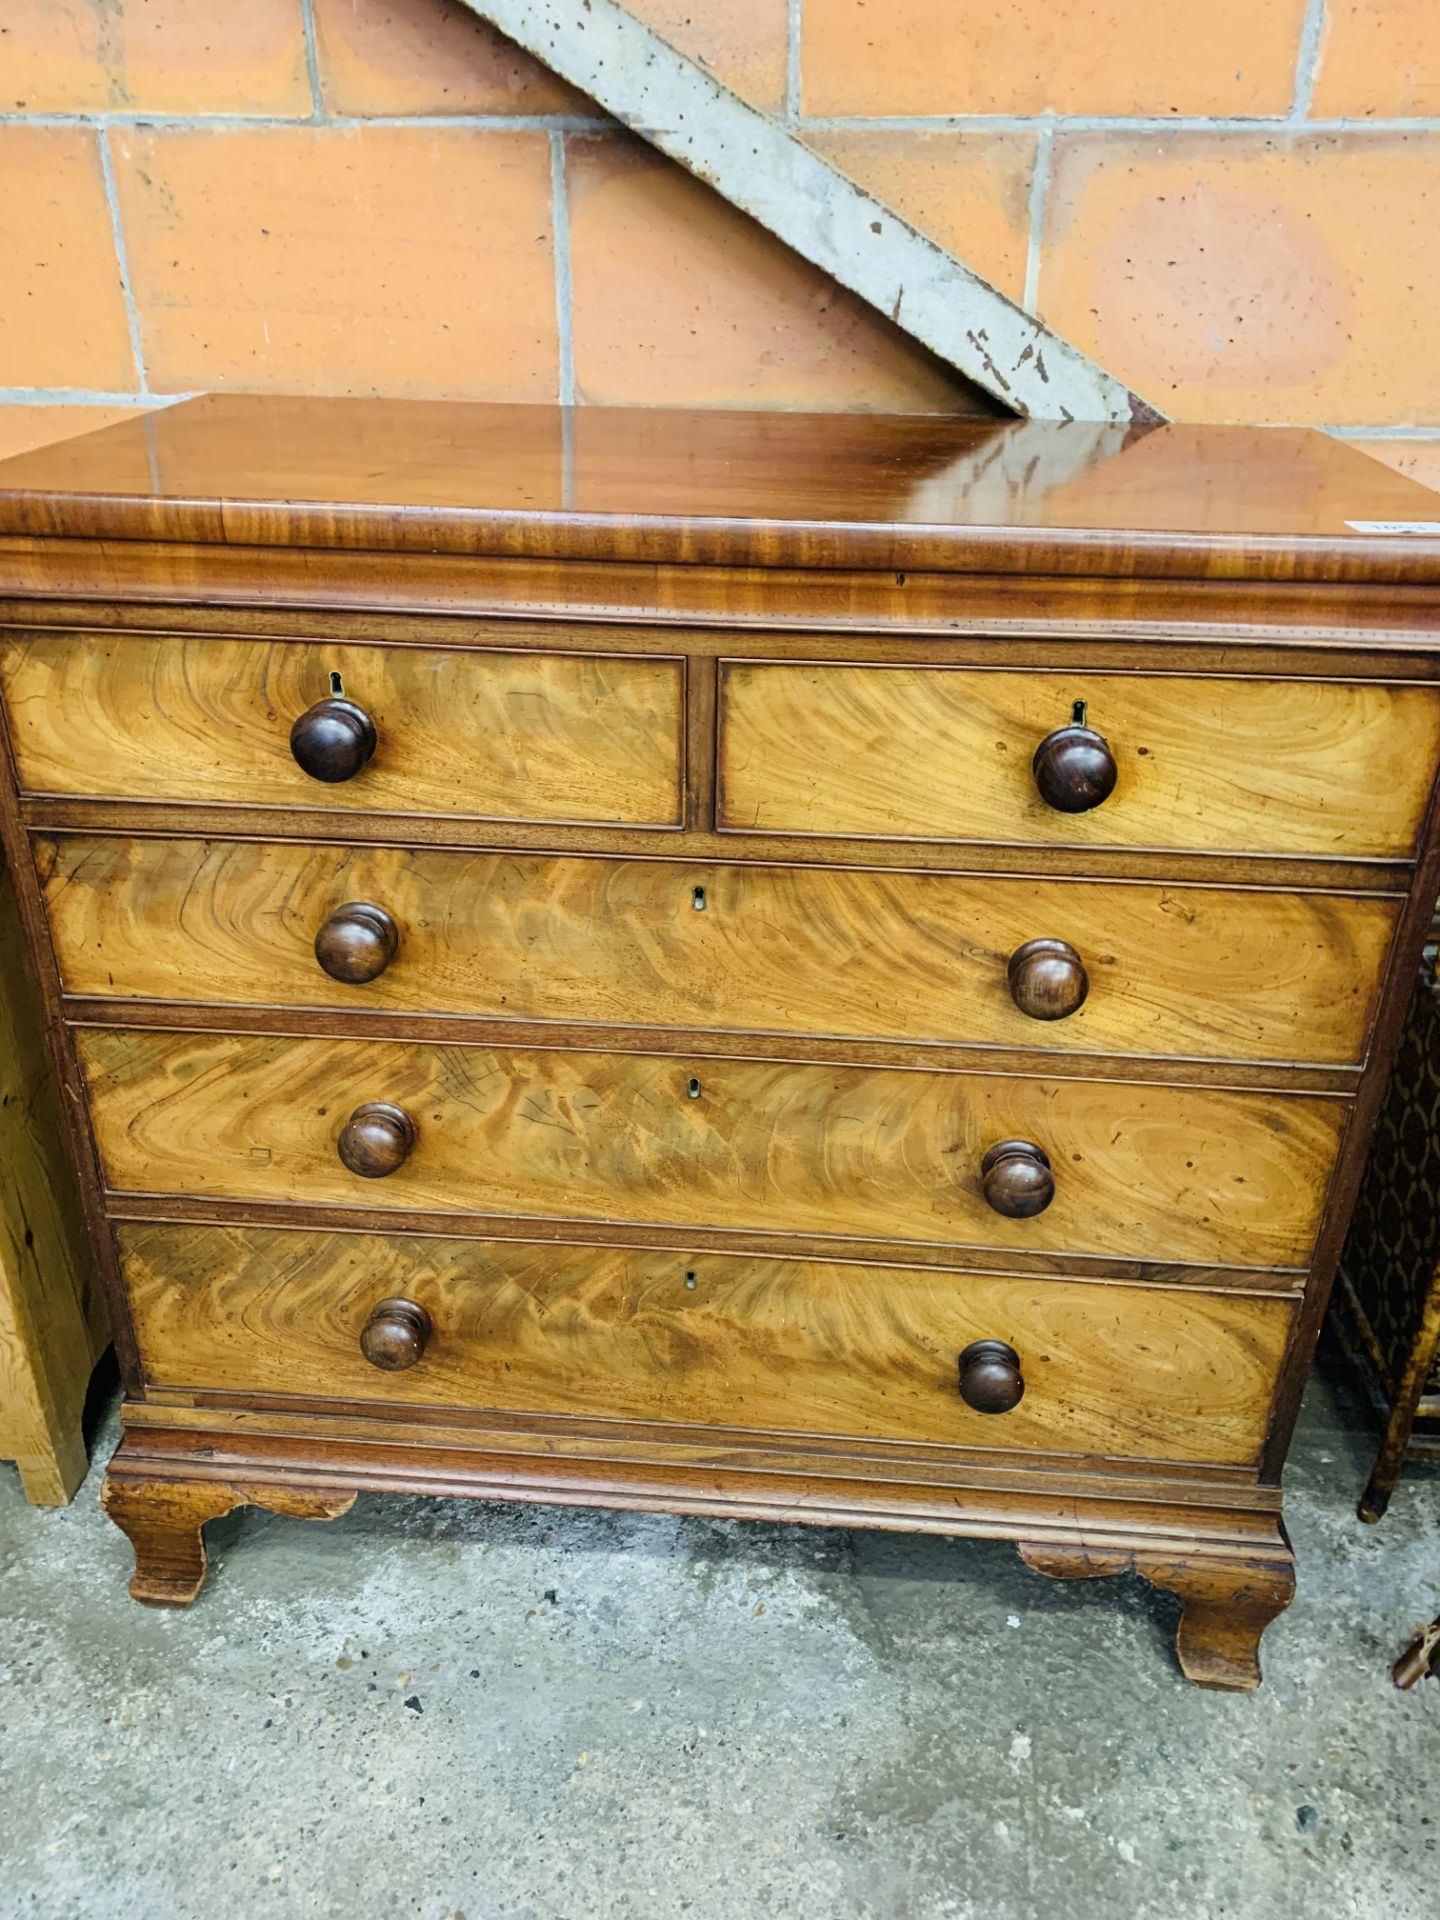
(360, 1297), (432, 1371)
(290, 696), (377, 783)
(958, 1338), (1025, 1414)
(315, 903), (399, 984)
(338, 1101), (416, 1179)
(980, 1139), (1055, 1219)
(1032, 721), (1117, 813)
(1007, 938), (1088, 1021)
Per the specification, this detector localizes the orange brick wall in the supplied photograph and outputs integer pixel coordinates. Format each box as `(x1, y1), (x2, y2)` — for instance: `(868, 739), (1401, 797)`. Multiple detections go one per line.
(0, 0), (1437, 488)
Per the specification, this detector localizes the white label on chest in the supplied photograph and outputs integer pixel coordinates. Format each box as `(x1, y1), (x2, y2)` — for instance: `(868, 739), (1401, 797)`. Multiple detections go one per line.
(1346, 519), (1440, 534)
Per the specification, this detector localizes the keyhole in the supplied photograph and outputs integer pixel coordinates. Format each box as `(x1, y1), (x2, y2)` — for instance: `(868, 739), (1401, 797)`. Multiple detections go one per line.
(1071, 699), (1087, 726)
(684, 1270), (697, 1291)
(329, 670), (345, 696)
(687, 1077), (702, 1100)
(692, 885), (707, 912)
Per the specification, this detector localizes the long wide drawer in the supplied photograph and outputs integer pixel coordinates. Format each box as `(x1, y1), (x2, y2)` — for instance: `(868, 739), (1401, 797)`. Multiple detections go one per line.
(718, 663), (1440, 859)
(121, 1223), (1294, 1467)
(80, 1030), (1345, 1268)
(38, 834), (1399, 1067)
(0, 631), (684, 827)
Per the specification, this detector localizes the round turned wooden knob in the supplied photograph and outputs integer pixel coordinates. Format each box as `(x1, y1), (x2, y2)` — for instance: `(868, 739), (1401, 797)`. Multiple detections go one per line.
(337, 1101), (416, 1179)
(360, 1297), (432, 1372)
(1007, 938), (1089, 1022)
(980, 1139), (1055, 1219)
(958, 1338), (1025, 1414)
(1032, 721), (1117, 813)
(315, 903), (399, 984)
(290, 696), (377, 784)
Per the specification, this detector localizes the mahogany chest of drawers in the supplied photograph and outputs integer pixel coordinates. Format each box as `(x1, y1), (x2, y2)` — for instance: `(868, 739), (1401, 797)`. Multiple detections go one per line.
(3, 398), (1440, 1690)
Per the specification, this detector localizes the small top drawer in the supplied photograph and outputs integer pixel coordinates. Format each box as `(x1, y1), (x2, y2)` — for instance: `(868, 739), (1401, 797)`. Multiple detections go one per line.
(717, 664), (1440, 859)
(0, 631), (685, 829)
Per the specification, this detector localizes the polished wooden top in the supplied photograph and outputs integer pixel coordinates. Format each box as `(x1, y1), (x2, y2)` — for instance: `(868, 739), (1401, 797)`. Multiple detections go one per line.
(1, 395), (1437, 582)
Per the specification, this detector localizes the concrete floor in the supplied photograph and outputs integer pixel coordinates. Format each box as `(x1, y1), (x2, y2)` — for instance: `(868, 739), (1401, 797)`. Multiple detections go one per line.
(1, 1353), (1436, 1920)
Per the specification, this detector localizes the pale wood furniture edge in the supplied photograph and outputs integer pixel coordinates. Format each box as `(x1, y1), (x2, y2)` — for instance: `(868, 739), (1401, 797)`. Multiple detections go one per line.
(0, 848), (107, 1502)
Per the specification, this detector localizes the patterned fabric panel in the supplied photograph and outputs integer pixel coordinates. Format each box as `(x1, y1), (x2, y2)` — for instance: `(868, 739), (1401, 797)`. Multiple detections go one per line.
(1338, 958), (1440, 1397)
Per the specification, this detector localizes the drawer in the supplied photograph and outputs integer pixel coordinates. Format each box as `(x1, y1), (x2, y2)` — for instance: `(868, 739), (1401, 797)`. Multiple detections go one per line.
(40, 834), (1401, 1068)
(0, 631), (684, 827)
(121, 1223), (1294, 1467)
(717, 663), (1440, 859)
(80, 1030), (1345, 1268)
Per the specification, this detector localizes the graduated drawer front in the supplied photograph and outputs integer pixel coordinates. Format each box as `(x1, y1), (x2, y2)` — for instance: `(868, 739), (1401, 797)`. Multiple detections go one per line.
(718, 664), (1440, 859)
(120, 1223), (1294, 1467)
(79, 1030), (1345, 1269)
(39, 835), (1400, 1069)
(0, 631), (684, 827)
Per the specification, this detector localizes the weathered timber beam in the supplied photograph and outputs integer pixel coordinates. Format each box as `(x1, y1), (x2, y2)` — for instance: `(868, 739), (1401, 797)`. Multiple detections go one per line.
(460, 0), (1163, 423)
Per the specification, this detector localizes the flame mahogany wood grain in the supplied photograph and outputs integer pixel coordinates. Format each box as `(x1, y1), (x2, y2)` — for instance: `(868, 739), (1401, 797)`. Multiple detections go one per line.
(33, 834), (1399, 1069)
(1, 396), (1437, 1681)
(77, 1027), (1346, 1270)
(718, 663), (1440, 859)
(118, 1221), (1294, 1466)
(0, 631), (685, 828)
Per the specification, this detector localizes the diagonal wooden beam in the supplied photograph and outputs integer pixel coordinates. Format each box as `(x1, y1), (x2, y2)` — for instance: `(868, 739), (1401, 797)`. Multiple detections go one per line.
(460, 0), (1162, 423)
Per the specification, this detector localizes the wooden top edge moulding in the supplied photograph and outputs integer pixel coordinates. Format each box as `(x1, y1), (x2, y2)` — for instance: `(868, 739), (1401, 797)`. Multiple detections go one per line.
(1, 398), (1439, 586)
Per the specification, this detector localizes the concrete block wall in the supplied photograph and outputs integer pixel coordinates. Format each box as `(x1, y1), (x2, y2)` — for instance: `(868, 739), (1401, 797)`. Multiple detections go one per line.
(0, 0), (1437, 489)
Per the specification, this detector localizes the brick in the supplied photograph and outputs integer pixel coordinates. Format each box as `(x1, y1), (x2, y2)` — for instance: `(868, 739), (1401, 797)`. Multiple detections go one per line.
(1311, 3), (1440, 119)
(313, 0), (787, 119)
(312, 0), (582, 116)
(110, 125), (559, 400)
(0, 127), (136, 392)
(0, 405), (149, 465)
(0, 0), (310, 115)
(801, 0), (1309, 117)
(1348, 438), (1440, 494)
(625, 0), (789, 112)
(566, 134), (976, 413)
(1041, 133), (1440, 427)
(805, 130), (1037, 301)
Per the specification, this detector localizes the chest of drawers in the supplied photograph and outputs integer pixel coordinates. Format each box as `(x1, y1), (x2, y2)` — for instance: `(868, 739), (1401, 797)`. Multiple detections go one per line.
(4, 399), (1440, 1690)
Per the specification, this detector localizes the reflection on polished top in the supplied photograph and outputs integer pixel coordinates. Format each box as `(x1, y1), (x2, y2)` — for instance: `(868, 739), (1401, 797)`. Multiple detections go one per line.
(0, 394), (1438, 581)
